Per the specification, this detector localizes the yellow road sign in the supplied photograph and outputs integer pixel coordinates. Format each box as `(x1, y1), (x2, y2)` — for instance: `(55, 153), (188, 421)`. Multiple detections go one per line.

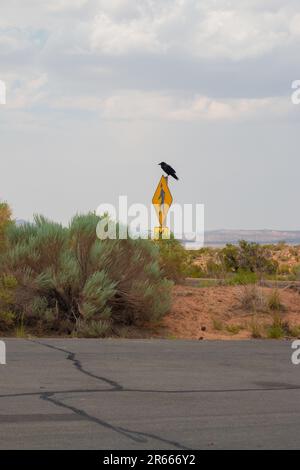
(154, 226), (170, 240)
(152, 176), (173, 226)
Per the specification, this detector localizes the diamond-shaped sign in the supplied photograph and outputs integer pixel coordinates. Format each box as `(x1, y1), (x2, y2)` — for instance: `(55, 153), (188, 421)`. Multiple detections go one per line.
(152, 176), (173, 226)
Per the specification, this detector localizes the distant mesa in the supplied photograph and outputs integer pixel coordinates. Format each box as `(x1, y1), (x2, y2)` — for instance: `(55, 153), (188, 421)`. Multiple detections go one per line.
(15, 219), (27, 226)
(204, 230), (300, 247)
(12, 220), (300, 247)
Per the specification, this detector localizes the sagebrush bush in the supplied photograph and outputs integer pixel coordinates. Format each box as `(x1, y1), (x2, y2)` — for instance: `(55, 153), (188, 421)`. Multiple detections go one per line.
(240, 285), (267, 312)
(0, 213), (172, 335)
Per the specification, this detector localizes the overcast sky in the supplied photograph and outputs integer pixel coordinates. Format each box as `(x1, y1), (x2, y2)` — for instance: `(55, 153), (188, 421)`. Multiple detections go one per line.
(0, 0), (300, 230)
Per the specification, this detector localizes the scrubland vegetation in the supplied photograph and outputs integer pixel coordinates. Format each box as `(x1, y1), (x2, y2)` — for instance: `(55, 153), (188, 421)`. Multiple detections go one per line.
(185, 240), (298, 281)
(1, 201), (300, 339)
(0, 204), (173, 337)
(165, 241), (300, 341)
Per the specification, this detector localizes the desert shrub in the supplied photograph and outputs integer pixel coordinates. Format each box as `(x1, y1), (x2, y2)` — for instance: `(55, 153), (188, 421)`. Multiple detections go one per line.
(240, 285), (267, 312)
(206, 259), (225, 278)
(212, 318), (223, 331)
(185, 264), (206, 278)
(0, 202), (14, 253)
(277, 264), (291, 275)
(288, 325), (300, 338)
(0, 310), (15, 331)
(268, 290), (286, 312)
(155, 235), (187, 283)
(15, 321), (26, 338)
(0, 274), (17, 304)
(185, 248), (225, 279)
(226, 324), (241, 335)
(222, 244), (240, 272)
(267, 324), (285, 339)
(292, 264), (300, 280)
(0, 274), (17, 331)
(249, 317), (263, 338)
(266, 314), (288, 339)
(0, 213), (172, 335)
(222, 241), (278, 275)
(75, 319), (112, 338)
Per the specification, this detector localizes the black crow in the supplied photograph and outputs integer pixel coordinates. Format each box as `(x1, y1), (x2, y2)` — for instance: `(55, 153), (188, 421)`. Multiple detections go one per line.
(158, 162), (179, 180)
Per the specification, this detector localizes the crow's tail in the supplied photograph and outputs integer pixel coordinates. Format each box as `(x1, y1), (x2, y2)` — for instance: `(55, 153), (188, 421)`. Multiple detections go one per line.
(173, 174), (179, 181)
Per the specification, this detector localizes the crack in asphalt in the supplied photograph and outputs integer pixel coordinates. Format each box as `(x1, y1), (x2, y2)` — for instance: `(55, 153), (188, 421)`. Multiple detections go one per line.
(3, 340), (300, 449)
(27, 339), (189, 449)
(1, 385), (300, 400)
(29, 339), (122, 391)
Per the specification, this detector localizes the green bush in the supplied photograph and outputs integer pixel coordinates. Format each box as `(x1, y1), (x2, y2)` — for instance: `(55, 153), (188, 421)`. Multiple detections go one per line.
(75, 319), (112, 338)
(155, 235), (187, 283)
(0, 213), (172, 335)
(222, 241), (278, 275)
(267, 324), (285, 339)
(222, 244), (240, 272)
(266, 314), (288, 339)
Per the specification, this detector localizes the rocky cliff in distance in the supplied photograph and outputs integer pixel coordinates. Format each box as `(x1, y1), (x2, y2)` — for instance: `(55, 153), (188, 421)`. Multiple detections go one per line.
(204, 230), (300, 247)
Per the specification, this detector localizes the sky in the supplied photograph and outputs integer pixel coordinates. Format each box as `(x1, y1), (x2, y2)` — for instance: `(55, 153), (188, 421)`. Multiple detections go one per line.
(0, 0), (300, 230)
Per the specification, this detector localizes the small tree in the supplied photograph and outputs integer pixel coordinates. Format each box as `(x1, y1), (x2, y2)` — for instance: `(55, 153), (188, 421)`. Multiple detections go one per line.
(221, 244), (239, 272)
(222, 240), (278, 275)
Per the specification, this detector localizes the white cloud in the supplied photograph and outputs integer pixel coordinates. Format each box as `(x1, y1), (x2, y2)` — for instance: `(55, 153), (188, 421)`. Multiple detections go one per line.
(3, 73), (48, 110)
(47, 0), (89, 12)
(0, 1), (299, 121)
(0, 28), (34, 53)
(101, 92), (292, 121)
(90, 12), (162, 55)
(90, 0), (300, 60)
(1, 1), (300, 60)
(49, 90), (292, 122)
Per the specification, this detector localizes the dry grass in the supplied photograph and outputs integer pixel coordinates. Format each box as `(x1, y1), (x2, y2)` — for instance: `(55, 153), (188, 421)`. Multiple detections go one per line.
(267, 289), (286, 312)
(239, 285), (267, 312)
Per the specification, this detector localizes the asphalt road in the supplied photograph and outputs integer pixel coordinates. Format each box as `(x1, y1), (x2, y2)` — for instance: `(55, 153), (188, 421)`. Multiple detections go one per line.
(0, 338), (300, 449)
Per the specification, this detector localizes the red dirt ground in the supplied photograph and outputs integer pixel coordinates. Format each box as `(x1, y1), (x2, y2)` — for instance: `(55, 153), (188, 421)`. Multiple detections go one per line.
(163, 285), (300, 340)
